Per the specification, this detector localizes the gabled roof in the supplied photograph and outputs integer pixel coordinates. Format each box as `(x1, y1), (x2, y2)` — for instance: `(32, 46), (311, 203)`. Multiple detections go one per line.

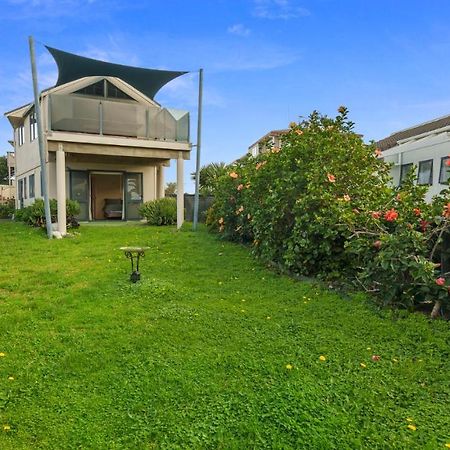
(248, 129), (290, 149)
(46, 46), (188, 100)
(377, 114), (450, 151)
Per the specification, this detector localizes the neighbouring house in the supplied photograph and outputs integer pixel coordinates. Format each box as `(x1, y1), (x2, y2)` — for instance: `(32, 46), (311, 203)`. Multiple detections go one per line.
(248, 129), (289, 157)
(378, 115), (450, 201)
(4, 46), (191, 233)
(6, 150), (15, 186)
(0, 184), (14, 204)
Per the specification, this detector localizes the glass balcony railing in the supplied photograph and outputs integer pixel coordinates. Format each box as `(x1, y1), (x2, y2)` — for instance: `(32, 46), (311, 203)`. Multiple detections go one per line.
(49, 94), (190, 142)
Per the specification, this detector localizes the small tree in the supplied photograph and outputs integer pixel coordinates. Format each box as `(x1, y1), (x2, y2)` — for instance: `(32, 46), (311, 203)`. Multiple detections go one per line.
(191, 162), (228, 196)
(165, 182), (177, 196)
(0, 156), (8, 184)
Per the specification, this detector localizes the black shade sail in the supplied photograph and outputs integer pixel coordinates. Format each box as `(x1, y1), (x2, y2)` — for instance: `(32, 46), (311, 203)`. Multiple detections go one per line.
(46, 46), (188, 100)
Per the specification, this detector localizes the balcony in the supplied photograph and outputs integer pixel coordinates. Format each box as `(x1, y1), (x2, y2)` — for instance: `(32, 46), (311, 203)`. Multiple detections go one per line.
(49, 94), (189, 143)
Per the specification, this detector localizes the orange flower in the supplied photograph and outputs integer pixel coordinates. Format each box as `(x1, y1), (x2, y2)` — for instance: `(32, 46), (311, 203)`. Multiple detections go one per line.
(295, 129), (303, 136)
(327, 173), (336, 183)
(446, 158), (450, 167)
(218, 217), (224, 225)
(271, 146), (281, 153)
(413, 208), (421, 216)
(256, 161), (267, 170)
(371, 211), (381, 219)
(229, 171), (239, 179)
(237, 184), (244, 191)
(443, 203), (450, 218)
(343, 194), (351, 202)
(375, 148), (382, 157)
(384, 209), (398, 222)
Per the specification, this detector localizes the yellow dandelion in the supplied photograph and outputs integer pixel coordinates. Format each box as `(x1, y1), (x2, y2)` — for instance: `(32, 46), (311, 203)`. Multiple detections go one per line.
(406, 418), (414, 422)
(319, 355), (326, 362)
(366, 347), (371, 351)
(0, 353), (5, 357)
(360, 363), (367, 368)
(2, 425), (10, 431)
(392, 358), (399, 363)
(286, 364), (293, 370)
(7, 377), (14, 381)
(407, 424), (417, 431)
(266, 316), (271, 320)
(445, 443), (450, 448)
(240, 309), (245, 313)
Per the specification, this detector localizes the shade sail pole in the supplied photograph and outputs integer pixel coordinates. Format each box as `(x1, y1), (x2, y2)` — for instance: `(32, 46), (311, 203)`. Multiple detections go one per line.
(192, 68), (203, 231)
(29, 36), (52, 239)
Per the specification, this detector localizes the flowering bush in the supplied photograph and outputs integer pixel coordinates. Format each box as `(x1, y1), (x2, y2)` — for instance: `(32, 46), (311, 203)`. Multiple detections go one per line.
(207, 108), (450, 316)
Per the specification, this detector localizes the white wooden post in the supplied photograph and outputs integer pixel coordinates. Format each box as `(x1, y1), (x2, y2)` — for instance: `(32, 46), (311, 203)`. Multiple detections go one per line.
(176, 153), (184, 229)
(56, 143), (66, 235)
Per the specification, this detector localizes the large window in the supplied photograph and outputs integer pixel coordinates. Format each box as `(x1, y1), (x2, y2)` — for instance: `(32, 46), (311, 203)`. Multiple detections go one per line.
(29, 174), (35, 198)
(74, 79), (133, 100)
(418, 160), (433, 185)
(399, 163), (414, 185)
(30, 112), (37, 141)
(440, 157), (450, 184)
(18, 125), (25, 146)
(23, 177), (27, 199)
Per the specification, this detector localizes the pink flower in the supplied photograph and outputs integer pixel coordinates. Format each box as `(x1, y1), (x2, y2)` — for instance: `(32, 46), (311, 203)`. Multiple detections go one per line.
(371, 355), (381, 362)
(327, 173), (336, 183)
(435, 277), (445, 286)
(237, 184), (244, 191)
(371, 211), (381, 219)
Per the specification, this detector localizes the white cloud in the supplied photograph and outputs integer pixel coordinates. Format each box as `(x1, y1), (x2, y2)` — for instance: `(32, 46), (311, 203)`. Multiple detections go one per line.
(227, 24), (251, 37)
(253, 0), (310, 20)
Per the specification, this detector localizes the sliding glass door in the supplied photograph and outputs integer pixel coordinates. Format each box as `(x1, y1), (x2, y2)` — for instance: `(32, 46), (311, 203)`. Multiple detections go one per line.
(125, 173), (143, 220)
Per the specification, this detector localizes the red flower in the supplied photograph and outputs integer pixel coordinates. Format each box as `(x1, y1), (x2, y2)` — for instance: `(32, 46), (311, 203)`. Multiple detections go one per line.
(384, 209), (398, 222)
(420, 220), (430, 232)
(413, 208), (421, 216)
(327, 173), (336, 183)
(436, 277), (445, 286)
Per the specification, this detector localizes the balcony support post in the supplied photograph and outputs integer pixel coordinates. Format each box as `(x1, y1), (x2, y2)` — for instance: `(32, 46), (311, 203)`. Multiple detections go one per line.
(56, 143), (67, 236)
(176, 153), (184, 229)
(157, 165), (165, 199)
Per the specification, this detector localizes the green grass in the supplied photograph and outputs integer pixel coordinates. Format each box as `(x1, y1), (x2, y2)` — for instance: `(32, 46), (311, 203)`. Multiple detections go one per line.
(0, 221), (448, 449)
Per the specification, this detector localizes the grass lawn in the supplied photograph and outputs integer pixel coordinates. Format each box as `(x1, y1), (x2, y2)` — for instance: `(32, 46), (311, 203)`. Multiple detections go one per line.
(0, 221), (449, 449)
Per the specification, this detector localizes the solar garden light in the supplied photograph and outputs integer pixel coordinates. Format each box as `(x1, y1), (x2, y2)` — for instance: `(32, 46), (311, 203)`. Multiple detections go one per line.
(120, 247), (149, 282)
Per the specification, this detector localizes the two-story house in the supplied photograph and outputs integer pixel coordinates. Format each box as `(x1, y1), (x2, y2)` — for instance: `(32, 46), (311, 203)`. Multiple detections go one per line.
(5, 47), (191, 233)
(248, 129), (289, 157)
(377, 114), (450, 201)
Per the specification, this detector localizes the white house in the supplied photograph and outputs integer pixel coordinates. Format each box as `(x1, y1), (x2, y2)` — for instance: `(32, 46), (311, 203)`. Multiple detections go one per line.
(248, 129), (289, 157)
(4, 47), (191, 232)
(378, 115), (450, 201)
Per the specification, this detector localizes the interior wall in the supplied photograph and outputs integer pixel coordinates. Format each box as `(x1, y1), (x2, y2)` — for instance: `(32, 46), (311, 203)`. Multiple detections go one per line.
(91, 173), (123, 219)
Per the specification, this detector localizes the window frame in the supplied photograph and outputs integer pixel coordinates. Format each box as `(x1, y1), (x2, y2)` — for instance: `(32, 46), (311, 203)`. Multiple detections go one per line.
(30, 112), (37, 141)
(417, 159), (433, 186)
(17, 124), (25, 146)
(399, 163), (414, 186)
(29, 174), (35, 198)
(439, 156), (450, 184)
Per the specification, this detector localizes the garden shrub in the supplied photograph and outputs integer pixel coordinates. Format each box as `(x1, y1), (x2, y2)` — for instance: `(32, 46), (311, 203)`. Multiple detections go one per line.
(139, 198), (177, 225)
(15, 199), (80, 228)
(208, 108), (450, 316)
(0, 200), (14, 219)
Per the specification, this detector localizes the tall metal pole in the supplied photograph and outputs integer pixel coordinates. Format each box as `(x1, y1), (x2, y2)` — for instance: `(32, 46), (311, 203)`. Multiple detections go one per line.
(29, 36), (52, 239)
(192, 68), (203, 231)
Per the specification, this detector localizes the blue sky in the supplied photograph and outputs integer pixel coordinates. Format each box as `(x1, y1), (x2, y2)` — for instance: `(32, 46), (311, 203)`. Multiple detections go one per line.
(2, 0), (450, 192)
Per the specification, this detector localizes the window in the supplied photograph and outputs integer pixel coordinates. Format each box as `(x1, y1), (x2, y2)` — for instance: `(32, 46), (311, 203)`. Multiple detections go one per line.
(18, 125), (25, 146)
(29, 174), (35, 198)
(399, 163), (414, 185)
(23, 177), (27, 199)
(30, 112), (37, 141)
(440, 157), (450, 184)
(418, 160), (433, 185)
(74, 80), (105, 97)
(106, 81), (133, 100)
(18, 179), (23, 200)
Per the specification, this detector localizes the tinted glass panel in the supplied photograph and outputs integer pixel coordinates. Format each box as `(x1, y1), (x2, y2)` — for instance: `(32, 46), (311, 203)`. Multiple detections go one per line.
(106, 81), (133, 100)
(400, 163), (413, 185)
(125, 173), (143, 220)
(440, 157), (450, 184)
(70, 171), (89, 221)
(74, 80), (105, 97)
(418, 160), (433, 185)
